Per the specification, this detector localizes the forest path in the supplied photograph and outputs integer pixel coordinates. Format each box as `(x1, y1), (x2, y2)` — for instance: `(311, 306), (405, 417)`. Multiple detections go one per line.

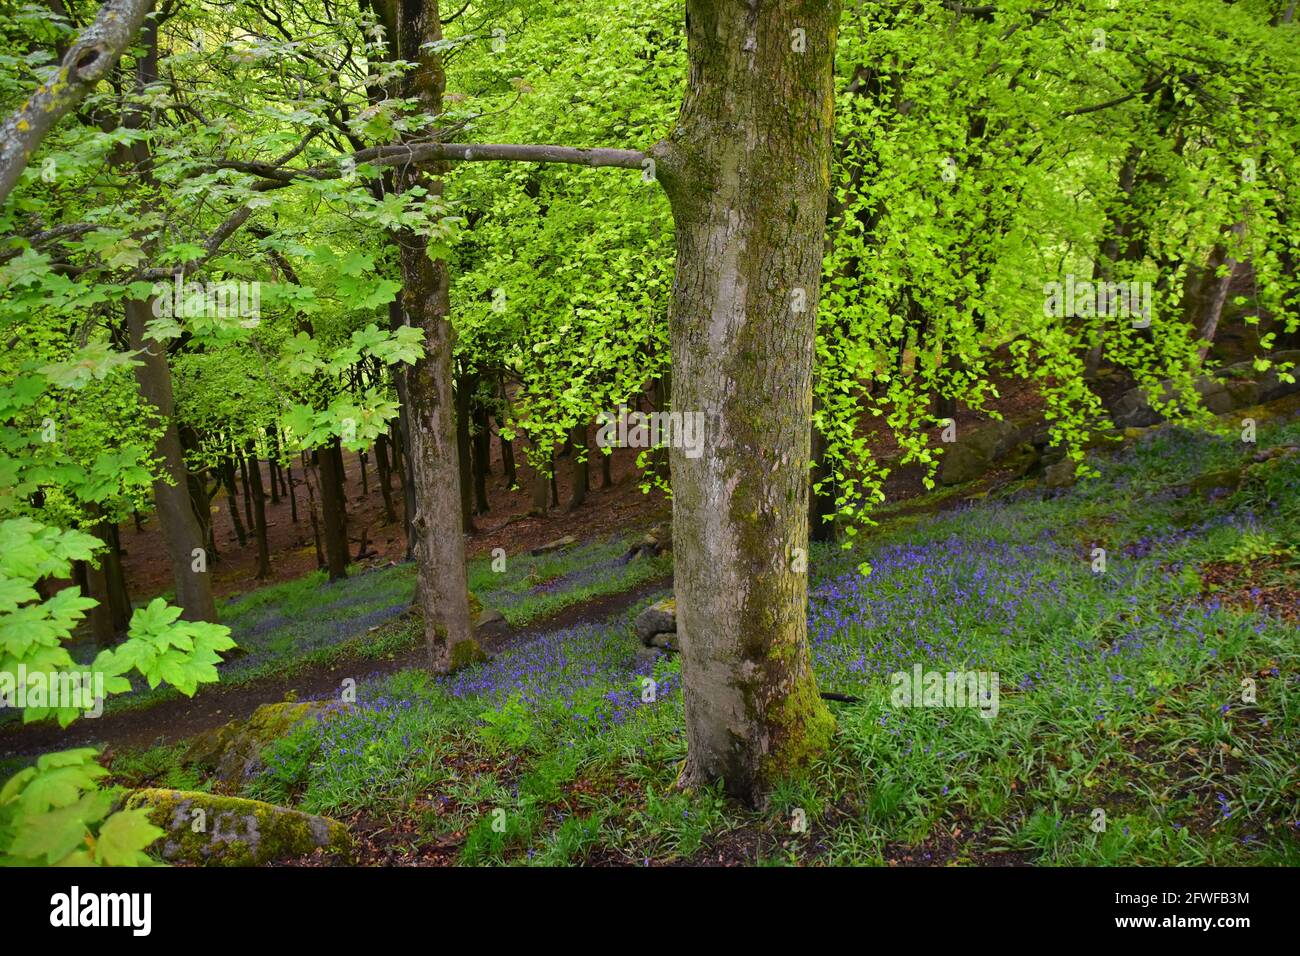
(1, 574), (671, 758)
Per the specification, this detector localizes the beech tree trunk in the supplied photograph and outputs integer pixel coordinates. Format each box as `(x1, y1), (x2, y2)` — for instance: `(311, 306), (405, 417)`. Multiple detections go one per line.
(374, 0), (481, 672)
(316, 442), (349, 580)
(651, 0), (838, 801)
(125, 298), (218, 622)
(387, 300), (419, 559)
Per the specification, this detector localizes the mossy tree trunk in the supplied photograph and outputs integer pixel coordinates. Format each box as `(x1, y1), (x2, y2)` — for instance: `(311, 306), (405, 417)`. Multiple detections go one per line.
(650, 0), (839, 802)
(369, 0), (481, 672)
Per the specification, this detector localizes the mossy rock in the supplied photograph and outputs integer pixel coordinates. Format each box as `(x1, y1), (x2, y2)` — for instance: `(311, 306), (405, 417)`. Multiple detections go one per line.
(938, 419), (1023, 485)
(183, 700), (350, 791)
(126, 789), (351, 866)
(634, 598), (677, 645)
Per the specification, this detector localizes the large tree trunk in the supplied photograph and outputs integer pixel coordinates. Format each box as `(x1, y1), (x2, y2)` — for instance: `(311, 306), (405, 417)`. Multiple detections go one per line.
(652, 0), (838, 802)
(376, 0), (482, 672)
(125, 298), (218, 622)
(388, 300), (419, 560)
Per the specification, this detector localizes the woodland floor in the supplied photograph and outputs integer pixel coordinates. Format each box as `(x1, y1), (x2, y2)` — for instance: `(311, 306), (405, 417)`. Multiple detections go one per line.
(3, 373), (1298, 867)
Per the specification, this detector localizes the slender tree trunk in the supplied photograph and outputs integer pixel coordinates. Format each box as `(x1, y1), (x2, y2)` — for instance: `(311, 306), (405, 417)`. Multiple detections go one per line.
(268, 427), (282, 505)
(500, 423), (517, 488)
(102, 518), (132, 633)
(1197, 222), (1245, 362)
(222, 456), (248, 547)
(316, 442), (349, 580)
(302, 456), (326, 570)
(246, 440), (271, 579)
(374, 433), (399, 523)
(455, 369), (478, 531)
(85, 556), (116, 648)
(651, 0), (838, 802)
(286, 464), (298, 524)
(567, 421), (589, 511)
(359, 450), (370, 496)
(85, 505), (130, 646)
(600, 448), (613, 488)
(125, 298), (217, 622)
(238, 452), (254, 530)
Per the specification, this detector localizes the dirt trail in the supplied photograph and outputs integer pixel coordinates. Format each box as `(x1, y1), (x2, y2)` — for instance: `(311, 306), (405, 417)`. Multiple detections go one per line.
(0, 575), (671, 758)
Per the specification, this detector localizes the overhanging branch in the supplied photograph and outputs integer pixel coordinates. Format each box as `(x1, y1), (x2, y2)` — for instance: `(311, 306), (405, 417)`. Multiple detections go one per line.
(0, 0), (156, 206)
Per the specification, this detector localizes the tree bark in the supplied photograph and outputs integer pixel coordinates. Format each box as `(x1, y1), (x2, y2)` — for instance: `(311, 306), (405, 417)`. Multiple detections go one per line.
(238, 451), (254, 530)
(388, 301), (419, 560)
(245, 440), (271, 579)
(316, 441), (349, 580)
(222, 455), (248, 547)
(651, 0), (838, 802)
(373, 0), (481, 672)
(101, 517), (132, 633)
(125, 298), (218, 622)
(374, 433), (399, 523)
(1197, 222), (1246, 362)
